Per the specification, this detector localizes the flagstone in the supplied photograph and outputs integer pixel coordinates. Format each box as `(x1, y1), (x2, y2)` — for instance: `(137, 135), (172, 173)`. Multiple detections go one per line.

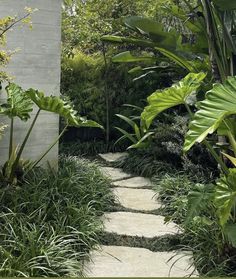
(103, 212), (179, 238)
(113, 187), (160, 211)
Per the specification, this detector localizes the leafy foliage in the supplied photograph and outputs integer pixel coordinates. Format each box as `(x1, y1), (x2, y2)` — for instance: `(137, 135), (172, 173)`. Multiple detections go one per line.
(184, 76), (236, 152)
(0, 156), (114, 276)
(141, 72), (206, 128)
(0, 83), (33, 121)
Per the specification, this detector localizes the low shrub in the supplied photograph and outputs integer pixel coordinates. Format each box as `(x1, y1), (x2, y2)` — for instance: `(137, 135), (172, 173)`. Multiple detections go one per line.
(153, 173), (236, 276)
(0, 156), (114, 277)
(114, 115), (217, 181)
(153, 174), (193, 224)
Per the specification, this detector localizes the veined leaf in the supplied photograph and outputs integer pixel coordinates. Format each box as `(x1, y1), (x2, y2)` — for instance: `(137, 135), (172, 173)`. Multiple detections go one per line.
(141, 72), (206, 128)
(27, 89), (102, 128)
(215, 169), (236, 226)
(112, 51), (156, 63)
(0, 83), (33, 121)
(184, 76), (236, 152)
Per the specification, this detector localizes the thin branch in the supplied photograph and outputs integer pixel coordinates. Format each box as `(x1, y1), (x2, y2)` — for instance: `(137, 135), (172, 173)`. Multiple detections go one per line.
(0, 13), (31, 38)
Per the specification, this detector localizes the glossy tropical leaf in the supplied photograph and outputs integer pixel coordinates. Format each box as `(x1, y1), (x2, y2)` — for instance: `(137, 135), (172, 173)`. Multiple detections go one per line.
(27, 89), (102, 128)
(112, 51), (156, 63)
(141, 72), (206, 128)
(128, 131), (154, 149)
(0, 83), (33, 121)
(184, 76), (236, 152)
(101, 35), (155, 48)
(124, 16), (179, 49)
(156, 48), (197, 72)
(215, 169), (236, 226)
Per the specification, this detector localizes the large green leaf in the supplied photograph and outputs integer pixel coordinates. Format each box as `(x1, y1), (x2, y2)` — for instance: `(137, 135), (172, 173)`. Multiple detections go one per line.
(101, 35), (156, 48)
(0, 83), (33, 121)
(124, 16), (179, 49)
(112, 51), (156, 63)
(184, 76), (236, 152)
(141, 72), (206, 128)
(215, 169), (236, 226)
(27, 89), (102, 128)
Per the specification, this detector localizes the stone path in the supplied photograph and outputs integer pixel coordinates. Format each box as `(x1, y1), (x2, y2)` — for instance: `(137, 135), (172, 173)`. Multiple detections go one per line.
(84, 153), (198, 277)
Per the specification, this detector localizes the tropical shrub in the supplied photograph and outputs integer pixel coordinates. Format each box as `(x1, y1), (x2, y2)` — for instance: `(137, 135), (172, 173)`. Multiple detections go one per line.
(0, 156), (114, 277)
(0, 83), (101, 185)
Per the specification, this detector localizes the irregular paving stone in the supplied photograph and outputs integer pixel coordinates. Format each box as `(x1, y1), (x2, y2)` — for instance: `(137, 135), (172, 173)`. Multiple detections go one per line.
(100, 167), (132, 181)
(113, 187), (160, 211)
(113, 176), (152, 188)
(84, 245), (198, 277)
(99, 152), (128, 163)
(103, 212), (179, 238)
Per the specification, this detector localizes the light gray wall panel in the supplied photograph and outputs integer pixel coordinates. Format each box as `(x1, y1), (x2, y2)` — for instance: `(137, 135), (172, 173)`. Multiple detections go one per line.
(0, 0), (62, 167)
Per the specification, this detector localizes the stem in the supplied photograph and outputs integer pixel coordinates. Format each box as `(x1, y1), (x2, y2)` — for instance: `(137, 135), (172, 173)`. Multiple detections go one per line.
(9, 118), (14, 159)
(203, 140), (228, 175)
(102, 43), (110, 145)
(227, 131), (236, 157)
(9, 109), (41, 182)
(222, 119), (236, 156)
(27, 124), (68, 173)
(185, 103), (228, 175)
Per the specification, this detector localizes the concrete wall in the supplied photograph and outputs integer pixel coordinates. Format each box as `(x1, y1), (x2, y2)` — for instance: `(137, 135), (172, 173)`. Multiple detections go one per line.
(0, 0), (62, 166)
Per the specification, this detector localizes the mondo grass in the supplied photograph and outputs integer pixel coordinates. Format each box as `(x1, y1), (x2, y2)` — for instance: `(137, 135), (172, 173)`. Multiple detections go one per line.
(0, 156), (114, 277)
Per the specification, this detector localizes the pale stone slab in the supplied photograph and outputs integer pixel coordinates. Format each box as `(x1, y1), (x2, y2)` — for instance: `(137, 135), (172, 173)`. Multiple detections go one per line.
(113, 176), (152, 188)
(99, 152), (128, 163)
(100, 167), (132, 181)
(85, 245), (198, 277)
(113, 187), (160, 211)
(103, 212), (179, 238)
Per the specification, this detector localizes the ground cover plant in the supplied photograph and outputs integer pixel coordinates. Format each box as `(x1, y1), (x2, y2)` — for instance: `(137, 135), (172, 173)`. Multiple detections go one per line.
(0, 156), (114, 276)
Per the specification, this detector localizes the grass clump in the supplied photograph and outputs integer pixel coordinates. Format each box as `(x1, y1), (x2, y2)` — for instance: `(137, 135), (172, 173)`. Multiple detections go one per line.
(0, 156), (114, 277)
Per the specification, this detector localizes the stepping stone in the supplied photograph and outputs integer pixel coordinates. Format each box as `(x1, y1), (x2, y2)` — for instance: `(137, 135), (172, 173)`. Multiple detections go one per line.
(103, 212), (179, 238)
(84, 245), (198, 277)
(113, 176), (152, 188)
(100, 167), (132, 181)
(99, 152), (128, 163)
(113, 187), (160, 211)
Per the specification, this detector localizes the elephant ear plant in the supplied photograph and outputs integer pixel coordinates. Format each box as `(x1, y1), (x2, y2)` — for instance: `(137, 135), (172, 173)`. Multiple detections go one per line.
(183, 76), (236, 245)
(0, 83), (102, 186)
